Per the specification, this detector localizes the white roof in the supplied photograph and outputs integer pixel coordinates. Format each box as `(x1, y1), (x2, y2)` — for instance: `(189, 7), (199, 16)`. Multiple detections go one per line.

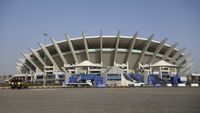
(144, 60), (178, 67)
(191, 73), (200, 76)
(152, 60), (177, 67)
(77, 60), (101, 67)
(65, 60), (102, 68)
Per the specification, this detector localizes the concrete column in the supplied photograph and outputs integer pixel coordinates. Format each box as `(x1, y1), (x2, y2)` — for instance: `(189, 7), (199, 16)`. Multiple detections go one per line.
(99, 30), (103, 65)
(22, 53), (42, 72)
(17, 58), (34, 73)
(65, 34), (78, 64)
(162, 42), (179, 60)
(38, 43), (60, 70)
(124, 32), (137, 63)
(169, 48), (186, 64)
(149, 38), (167, 64)
(113, 30), (120, 66)
(177, 53), (191, 66)
(133, 34), (154, 69)
(82, 31), (90, 61)
(29, 48), (46, 66)
(50, 37), (68, 65)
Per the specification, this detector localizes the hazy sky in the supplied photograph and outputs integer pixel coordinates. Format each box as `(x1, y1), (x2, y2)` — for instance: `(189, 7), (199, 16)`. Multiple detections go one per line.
(0, 0), (200, 75)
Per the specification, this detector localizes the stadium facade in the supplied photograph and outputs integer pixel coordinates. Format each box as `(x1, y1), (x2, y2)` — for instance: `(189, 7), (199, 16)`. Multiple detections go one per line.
(16, 31), (191, 86)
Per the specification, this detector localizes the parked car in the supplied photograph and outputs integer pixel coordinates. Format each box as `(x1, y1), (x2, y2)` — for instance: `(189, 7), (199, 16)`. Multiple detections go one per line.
(9, 76), (29, 89)
(128, 82), (145, 87)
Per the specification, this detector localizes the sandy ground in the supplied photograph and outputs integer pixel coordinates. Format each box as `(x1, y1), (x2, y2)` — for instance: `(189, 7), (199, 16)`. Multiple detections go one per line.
(0, 87), (199, 113)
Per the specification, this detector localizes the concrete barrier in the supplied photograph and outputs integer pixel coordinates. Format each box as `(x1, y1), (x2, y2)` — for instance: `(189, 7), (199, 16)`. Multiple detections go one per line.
(167, 83), (172, 87)
(191, 83), (199, 87)
(178, 83), (186, 87)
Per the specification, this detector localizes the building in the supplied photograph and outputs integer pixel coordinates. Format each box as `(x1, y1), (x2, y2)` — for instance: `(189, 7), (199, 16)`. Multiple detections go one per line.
(187, 73), (200, 83)
(0, 74), (13, 85)
(16, 32), (191, 85)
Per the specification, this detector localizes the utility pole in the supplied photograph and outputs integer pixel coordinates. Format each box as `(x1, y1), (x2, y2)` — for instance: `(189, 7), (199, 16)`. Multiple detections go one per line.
(43, 33), (48, 87)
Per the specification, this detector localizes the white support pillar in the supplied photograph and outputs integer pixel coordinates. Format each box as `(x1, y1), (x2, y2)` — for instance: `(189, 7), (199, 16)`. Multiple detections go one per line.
(38, 43), (60, 70)
(113, 30), (120, 66)
(61, 67), (70, 84)
(169, 48), (186, 64)
(22, 53), (42, 72)
(177, 58), (185, 66)
(100, 30), (103, 65)
(125, 32), (137, 63)
(133, 34), (154, 69)
(181, 58), (193, 68)
(17, 63), (31, 75)
(183, 66), (192, 74)
(50, 37), (68, 65)
(180, 63), (193, 74)
(162, 42), (179, 60)
(29, 48), (46, 66)
(16, 66), (22, 73)
(82, 31), (90, 61)
(183, 67), (192, 74)
(65, 34), (78, 64)
(18, 61), (34, 81)
(177, 53), (191, 65)
(16, 62), (23, 67)
(17, 58), (34, 73)
(149, 38), (167, 64)
(16, 63), (26, 73)
(126, 62), (129, 74)
(159, 67), (162, 78)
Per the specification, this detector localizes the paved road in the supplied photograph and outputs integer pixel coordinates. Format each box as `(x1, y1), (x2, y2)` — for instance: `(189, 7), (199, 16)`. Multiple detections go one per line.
(0, 88), (199, 113)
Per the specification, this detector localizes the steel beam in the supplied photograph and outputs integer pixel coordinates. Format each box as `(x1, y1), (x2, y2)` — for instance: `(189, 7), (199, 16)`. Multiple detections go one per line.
(65, 34), (78, 64)
(149, 38), (167, 64)
(133, 34), (154, 69)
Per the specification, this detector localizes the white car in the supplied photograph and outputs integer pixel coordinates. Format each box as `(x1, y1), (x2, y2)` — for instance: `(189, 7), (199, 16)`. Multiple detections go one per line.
(128, 82), (145, 87)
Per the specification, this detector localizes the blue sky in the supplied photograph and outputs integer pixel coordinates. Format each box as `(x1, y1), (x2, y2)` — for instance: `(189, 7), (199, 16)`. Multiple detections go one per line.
(0, 0), (200, 74)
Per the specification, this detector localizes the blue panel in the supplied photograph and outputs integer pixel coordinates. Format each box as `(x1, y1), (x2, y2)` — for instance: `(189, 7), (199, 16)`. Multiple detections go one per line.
(128, 74), (143, 82)
(148, 74), (158, 85)
(58, 74), (65, 76)
(78, 74), (101, 80)
(147, 74), (168, 86)
(69, 76), (77, 83)
(94, 76), (104, 86)
(47, 74), (55, 76)
(68, 74), (104, 84)
(107, 74), (121, 80)
(170, 74), (180, 85)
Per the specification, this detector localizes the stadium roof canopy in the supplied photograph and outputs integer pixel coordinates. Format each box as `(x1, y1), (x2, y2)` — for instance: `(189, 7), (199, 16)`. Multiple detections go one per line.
(16, 32), (191, 75)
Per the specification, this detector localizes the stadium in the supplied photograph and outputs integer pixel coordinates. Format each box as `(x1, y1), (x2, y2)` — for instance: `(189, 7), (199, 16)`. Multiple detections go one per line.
(16, 31), (191, 87)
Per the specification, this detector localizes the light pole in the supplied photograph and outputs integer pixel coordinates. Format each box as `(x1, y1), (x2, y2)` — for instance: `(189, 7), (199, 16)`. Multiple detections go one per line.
(43, 33), (48, 87)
